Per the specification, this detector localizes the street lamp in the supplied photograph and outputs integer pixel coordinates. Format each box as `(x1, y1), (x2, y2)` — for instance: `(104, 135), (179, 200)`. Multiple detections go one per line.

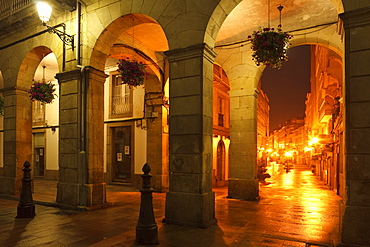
(311, 137), (319, 145)
(37, 2), (52, 22)
(36, 2), (74, 50)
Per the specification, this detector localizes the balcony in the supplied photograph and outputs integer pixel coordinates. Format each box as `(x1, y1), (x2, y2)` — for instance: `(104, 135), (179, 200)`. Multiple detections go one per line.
(318, 101), (333, 123)
(0, 0), (76, 37)
(0, 0), (33, 21)
(0, 0), (38, 37)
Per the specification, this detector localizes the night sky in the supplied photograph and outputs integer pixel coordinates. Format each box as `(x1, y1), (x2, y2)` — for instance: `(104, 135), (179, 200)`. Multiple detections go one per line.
(261, 45), (311, 132)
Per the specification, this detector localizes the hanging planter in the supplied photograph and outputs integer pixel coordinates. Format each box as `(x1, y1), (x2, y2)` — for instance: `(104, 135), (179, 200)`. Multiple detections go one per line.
(117, 58), (149, 88)
(248, 25), (292, 69)
(28, 79), (57, 104)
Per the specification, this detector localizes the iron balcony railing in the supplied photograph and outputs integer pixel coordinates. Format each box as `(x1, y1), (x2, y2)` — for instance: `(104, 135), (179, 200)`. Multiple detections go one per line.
(0, 0), (33, 22)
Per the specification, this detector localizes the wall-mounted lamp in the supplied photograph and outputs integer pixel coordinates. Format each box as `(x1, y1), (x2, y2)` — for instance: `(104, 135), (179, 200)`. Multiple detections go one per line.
(37, 2), (74, 50)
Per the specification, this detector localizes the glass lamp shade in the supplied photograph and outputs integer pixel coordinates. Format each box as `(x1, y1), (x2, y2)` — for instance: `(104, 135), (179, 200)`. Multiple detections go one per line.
(37, 2), (52, 22)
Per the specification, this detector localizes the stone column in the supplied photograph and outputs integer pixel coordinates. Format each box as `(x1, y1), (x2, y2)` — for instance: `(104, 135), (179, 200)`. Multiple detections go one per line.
(339, 8), (370, 247)
(55, 66), (107, 207)
(163, 43), (216, 227)
(228, 88), (259, 200)
(145, 77), (169, 192)
(0, 87), (32, 195)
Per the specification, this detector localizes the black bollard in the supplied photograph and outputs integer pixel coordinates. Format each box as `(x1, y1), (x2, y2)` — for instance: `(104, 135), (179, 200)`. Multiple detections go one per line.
(135, 163), (158, 245)
(16, 161), (36, 218)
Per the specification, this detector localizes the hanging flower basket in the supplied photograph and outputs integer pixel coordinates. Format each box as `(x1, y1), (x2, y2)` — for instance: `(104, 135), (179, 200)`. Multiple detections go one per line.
(117, 58), (149, 87)
(248, 25), (292, 69)
(28, 80), (57, 104)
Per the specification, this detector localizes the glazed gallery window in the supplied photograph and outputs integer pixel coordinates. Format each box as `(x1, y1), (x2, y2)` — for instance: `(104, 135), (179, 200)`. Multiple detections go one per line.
(111, 74), (133, 118)
(218, 96), (224, 127)
(32, 101), (45, 125)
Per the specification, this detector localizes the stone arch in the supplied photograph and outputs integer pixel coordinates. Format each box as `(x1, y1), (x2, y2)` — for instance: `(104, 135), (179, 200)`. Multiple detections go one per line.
(0, 71), (4, 90)
(205, 0), (344, 50)
(204, 0), (345, 201)
(0, 31), (65, 89)
(17, 46), (53, 88)
(205, 0), (243, 48)
(89, 13), (170, 191)
(0, 45), (57, 195)
(90, 13), (168, 73)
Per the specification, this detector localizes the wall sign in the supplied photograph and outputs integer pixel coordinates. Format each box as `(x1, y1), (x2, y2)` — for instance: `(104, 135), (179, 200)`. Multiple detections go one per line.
(117, 153), (122, 161)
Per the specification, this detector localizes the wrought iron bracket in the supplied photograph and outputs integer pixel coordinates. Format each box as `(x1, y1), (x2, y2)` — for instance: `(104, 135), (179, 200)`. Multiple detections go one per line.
(43, 22), (74, 50)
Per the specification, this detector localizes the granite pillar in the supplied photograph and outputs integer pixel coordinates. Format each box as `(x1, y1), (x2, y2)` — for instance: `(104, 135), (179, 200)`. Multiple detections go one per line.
(55, 66), (107, 207)
(163, 43), (216, 227)
(145, 77), (169, 192)
(0, 87), (32, 195)
(228, 88), (259, 201)
(339, 7), (370, 246)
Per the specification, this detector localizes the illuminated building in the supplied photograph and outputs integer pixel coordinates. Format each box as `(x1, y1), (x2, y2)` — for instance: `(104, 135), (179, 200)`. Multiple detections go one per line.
(305, 45), (344, 196)
(212, 64), (230, 187)
(0, 1), (368, 245)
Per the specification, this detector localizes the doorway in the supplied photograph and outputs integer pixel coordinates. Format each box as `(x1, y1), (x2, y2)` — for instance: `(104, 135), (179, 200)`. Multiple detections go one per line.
(216, 140), (226, 187)
(33, 132), (45, 177)
(34, 148), (45, 176)
(112, 126), (132, 183)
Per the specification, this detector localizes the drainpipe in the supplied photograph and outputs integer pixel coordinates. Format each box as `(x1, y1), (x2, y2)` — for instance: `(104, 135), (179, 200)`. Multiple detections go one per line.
(76, 1), (87, 204)
(76, 1), (82, 66)
(62, 24), (66, 71)
(77, 64), (87, 204)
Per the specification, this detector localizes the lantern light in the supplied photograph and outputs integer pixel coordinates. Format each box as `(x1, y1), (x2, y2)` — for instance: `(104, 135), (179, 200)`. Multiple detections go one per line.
(37, 2), (52, 23)
(36, 2), (74, 50)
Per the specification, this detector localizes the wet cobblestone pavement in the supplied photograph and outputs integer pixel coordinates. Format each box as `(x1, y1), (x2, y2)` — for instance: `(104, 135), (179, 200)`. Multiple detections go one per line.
(0, 163), (341, 246)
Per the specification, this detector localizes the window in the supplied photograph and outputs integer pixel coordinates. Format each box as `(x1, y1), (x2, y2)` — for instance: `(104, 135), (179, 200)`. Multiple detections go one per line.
(111, 74), (133, 117)
(32, 101), (45, 125)
(218, 96), (224, 127)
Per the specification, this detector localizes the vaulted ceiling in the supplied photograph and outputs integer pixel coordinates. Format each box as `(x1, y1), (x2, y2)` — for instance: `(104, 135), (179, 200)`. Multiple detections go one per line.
(216, 0), (339, 47)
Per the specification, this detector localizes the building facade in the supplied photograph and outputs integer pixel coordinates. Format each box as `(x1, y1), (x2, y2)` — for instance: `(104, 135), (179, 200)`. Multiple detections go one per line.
(306, 45), (344, 197)
(0, 0), (369, 245)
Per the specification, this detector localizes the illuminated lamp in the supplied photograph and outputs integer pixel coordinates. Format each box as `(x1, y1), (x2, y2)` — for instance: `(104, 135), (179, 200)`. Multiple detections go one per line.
(311, 137), (319, 144)
(37, 2), (74, 50)
(37, 2), (52, 22)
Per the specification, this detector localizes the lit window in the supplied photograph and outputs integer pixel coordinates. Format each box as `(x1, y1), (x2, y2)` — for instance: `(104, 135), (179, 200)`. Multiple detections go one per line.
(32, 101), (45, 124)
(111, 74), (133, 117)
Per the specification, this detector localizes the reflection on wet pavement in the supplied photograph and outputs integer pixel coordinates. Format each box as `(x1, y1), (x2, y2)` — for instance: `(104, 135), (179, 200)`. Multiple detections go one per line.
(214, 163), (340, 246)
(0, 163), (340, 246)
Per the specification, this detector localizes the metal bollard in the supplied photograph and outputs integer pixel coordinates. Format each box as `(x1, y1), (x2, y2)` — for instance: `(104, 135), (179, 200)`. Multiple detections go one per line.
(135, 163), (158, 245)
(16, 161), (36, 218)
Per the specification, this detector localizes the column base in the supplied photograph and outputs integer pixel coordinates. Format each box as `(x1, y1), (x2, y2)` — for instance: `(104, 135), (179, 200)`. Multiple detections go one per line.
(339, 203), (370, 246)
(0, 176), (21, 195)
(227, 178), (259, 201)
(56, 182), (106, 207)
(163, 191), (216, 228)
(152, 174), (169, 192)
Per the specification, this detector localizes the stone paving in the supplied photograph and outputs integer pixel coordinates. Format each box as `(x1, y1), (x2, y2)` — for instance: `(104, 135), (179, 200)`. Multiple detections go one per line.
(0, 163), (341, 247)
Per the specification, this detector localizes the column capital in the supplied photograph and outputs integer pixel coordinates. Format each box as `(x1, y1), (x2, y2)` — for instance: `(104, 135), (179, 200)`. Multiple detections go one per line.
(229, 88), (259, 98)
(340, 7), (370, 28)
(55, 66), (108, 83)
(1, 86), (29, 96)
(164, 43), (217, 64)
